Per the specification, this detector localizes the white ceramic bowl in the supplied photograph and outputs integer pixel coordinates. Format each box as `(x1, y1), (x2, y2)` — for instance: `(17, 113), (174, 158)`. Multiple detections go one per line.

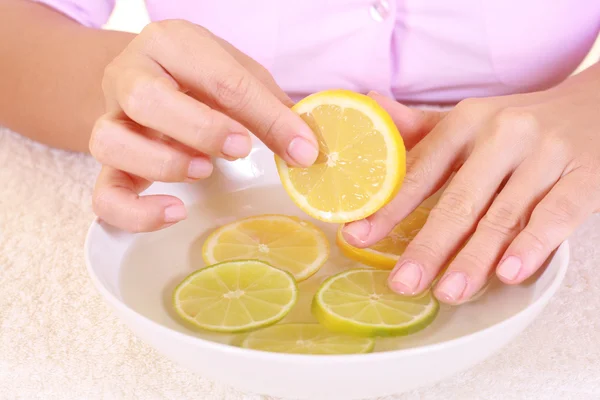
(85, 140), (569, 400)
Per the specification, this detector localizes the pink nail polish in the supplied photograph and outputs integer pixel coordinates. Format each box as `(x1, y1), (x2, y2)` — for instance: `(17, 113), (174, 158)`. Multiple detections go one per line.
(187, 157), (213, 180)
(436, 272), (467, 302)
(342, 220), (371, 245)
(222, 133), (251, 158)
(287, 137), (319, 167)
(390, 262), (422, 294)
(164, 205), (187, 223)
(497, 256), (522, 281)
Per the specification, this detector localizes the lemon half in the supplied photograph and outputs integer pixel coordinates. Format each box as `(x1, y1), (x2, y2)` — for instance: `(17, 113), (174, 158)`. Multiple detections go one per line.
(276, 90), (405, 223)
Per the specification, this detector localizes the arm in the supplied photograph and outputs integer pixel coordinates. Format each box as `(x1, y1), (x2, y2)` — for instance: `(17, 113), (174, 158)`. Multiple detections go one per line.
(0, 0), (133, 152)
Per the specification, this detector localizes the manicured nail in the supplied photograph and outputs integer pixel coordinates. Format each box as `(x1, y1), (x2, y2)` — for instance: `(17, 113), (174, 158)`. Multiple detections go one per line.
(222, 133), (251, 158)
(287, 137), (319, 167)
(497, 256), (522, 281)
(390, 262), (423, 294)
(342, 220), (371, 245)
(164, 204), (187, 223)
(436, 272), (467, 302)
(187, 157), (213, 180)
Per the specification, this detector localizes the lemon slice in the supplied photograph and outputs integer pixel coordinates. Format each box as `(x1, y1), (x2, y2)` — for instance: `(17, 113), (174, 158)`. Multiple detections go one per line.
(276, 90), (405, 223)
(241, 323), (375, 355)
(202, 215), (329, 282)
(173, 260), (297, 333)
(313, 269), (438, 337)
(337, 207), (430, 269)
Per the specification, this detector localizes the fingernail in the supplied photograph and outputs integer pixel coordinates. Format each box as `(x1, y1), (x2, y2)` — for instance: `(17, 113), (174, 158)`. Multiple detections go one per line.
(497, 256), (522, 281)
(390, 262), (423, 294)
(187, 157), (213, 180)
(222, 133), (251, 158)
(367, 90), (380, 97)
(342, 220), (371, 245)
(164, 204), (187, 223)
(287, 137), (318, 167)
(436, 272), (467, 302)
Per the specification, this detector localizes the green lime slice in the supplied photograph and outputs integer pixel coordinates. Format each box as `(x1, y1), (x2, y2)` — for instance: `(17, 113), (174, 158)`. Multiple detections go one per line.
(313, 269), (438, 337)
(173, 260), (297, 333)
(241, 323), (374, 354)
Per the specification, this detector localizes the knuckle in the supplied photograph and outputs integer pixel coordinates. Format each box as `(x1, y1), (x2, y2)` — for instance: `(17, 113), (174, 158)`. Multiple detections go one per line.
(138, 20), (195, 53)
(540, 135), (570, 162)
(402, 154), (434, 193)
(213, 72), (253, 111)
(120, 74), (167, 121)
(519, 228), (549, 254)
(535, 196), (581, 228)
(141, 19), (182, 40)
(408, 239), (443, 261)
(430, 186), (476, 227)
(89, 118), (115, 161)
(91, 188), (111, 218)
(257, 110), (285, 146)
(151, 152), (186, 182)
(452, 98), (488, 123)
(101, 62), (120, 94)
(189, 109), (219, 150)
(493, 108), (540, 137)
(479, 200), (525, 236)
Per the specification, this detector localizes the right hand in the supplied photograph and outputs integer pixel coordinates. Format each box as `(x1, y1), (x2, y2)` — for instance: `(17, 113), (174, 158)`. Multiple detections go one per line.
(89, 20), (318, 232)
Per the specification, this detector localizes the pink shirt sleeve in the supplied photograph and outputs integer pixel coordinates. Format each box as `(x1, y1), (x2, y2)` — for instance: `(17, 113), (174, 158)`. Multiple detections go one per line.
(33, 0), (115, 28)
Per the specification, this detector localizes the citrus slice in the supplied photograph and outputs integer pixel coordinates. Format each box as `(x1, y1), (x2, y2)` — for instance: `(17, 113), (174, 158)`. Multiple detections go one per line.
(337, 207), (430, 269)
(173, 260), (297, 333)
(240, 323), (375, 355)
(202, 215), (329, 281)
(313, 269), (438, 337)
(276, 90), (406, 223)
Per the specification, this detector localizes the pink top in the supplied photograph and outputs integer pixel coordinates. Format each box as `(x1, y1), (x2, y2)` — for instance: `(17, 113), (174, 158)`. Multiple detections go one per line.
(36, 0), (600, 103)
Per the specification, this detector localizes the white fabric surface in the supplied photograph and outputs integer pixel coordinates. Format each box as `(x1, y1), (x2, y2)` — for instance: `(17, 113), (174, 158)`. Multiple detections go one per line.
(1, 127), (599, 400)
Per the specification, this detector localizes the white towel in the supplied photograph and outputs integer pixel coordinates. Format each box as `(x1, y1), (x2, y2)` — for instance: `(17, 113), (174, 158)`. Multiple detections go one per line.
(1, 126), (599, 400)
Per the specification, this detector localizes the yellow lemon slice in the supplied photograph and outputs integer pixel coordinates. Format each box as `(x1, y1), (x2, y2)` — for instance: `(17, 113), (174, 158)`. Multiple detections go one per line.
(240, 323), (375, 355)
(202, 214), (329, 281)
(173, 260), (297, 333)
(337, 207), (430, 269)
(313, 269), (438, 337)
(276, 90), (405, 223)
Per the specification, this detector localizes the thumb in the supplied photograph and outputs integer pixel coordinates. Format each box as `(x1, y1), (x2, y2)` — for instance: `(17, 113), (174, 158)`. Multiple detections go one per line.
(369, 92), (446, 150)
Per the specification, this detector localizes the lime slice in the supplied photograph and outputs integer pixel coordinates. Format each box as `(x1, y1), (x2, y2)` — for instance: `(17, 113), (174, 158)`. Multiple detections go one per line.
(313, 269), (439, 337)
(173, 260), (298, 333)
(241, 323), (375, 355)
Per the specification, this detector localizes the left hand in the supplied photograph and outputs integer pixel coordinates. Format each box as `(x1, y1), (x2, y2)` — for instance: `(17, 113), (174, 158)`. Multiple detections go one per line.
(343, 64), (600, 305)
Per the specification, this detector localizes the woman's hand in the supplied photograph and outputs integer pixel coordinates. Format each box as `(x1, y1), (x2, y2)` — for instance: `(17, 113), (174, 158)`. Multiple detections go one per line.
(343, 64), (600, 304)
(90, 20), (318, 232)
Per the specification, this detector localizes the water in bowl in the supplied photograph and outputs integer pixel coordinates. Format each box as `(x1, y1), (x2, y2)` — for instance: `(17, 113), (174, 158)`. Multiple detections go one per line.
(120, 185), (536, 352)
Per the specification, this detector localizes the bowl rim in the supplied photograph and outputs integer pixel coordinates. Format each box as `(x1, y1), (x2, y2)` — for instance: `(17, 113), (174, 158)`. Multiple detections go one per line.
(84, 217), (570, 364)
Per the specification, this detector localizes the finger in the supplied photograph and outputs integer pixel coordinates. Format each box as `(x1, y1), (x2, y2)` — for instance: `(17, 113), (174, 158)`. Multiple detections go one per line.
(138, 22), (318, 166)
(434, 152), (564, 304)
(90, 114), (214, 183)
(342, 109), (472, 248)
(387, 130), (520, 296)
(496, 169), (596, 284)
(92, 167), (187, 232)
(114, 66), (253, 159)
(213, 35), (294, 107)
(368, 92), (447, 150)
